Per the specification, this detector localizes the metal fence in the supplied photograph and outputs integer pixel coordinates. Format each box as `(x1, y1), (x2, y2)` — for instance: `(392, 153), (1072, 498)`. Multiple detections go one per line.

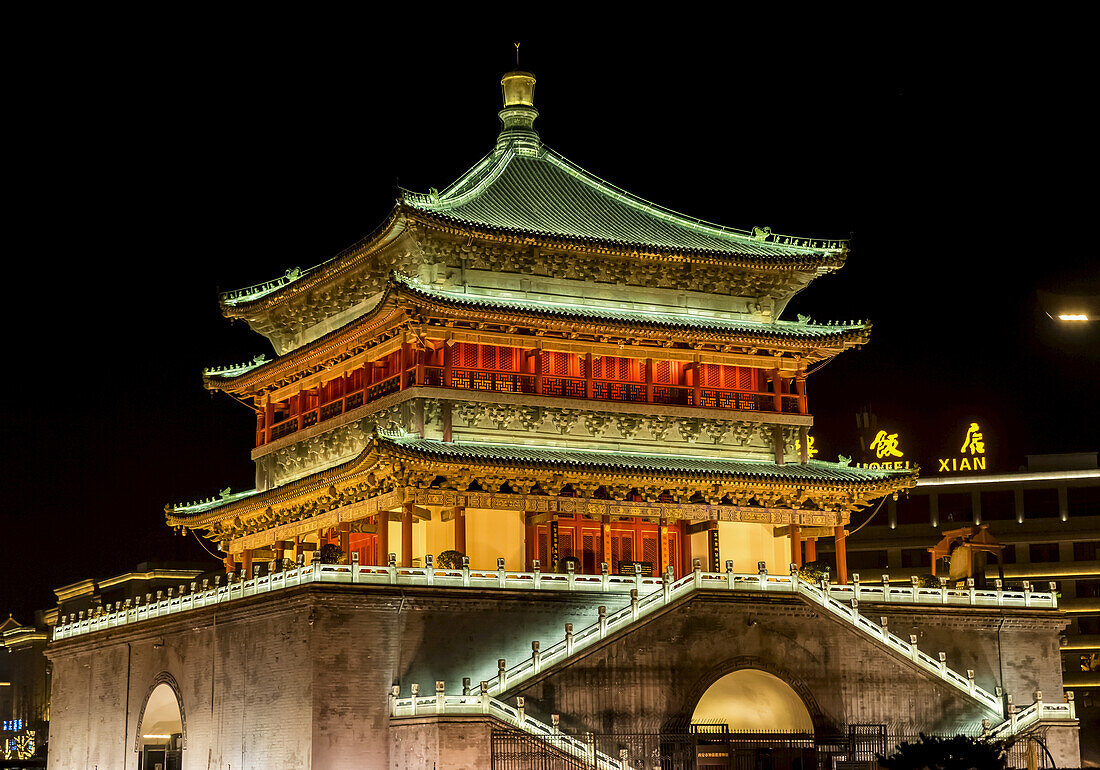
(490, 727), (1053, 770)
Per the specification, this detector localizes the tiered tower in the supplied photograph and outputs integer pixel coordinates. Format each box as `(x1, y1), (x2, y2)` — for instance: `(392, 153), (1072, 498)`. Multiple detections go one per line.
(167, 67), (915, 584)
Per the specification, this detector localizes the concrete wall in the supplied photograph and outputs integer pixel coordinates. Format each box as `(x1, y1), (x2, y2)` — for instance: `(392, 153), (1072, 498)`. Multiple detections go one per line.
(46, 585), (1078, 769)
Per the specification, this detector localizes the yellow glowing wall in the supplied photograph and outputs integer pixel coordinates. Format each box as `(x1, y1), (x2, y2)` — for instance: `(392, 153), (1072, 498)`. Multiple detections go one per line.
(465, 508), (526, 570)
(688, 523), (791, 573)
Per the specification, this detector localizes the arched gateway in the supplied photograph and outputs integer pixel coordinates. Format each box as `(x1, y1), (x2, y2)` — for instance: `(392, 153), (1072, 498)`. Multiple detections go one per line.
(692, 668), (814, 732)
(134, 673), (185, 770)
(691, 669), (816, 769)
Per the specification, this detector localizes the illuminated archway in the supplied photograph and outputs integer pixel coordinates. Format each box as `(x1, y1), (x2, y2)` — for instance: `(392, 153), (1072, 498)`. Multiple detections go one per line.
(134, 673), (186, 753)
(691, 668), (813, 732)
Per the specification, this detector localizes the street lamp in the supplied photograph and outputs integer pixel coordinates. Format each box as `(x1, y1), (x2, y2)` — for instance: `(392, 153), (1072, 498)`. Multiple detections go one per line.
(1038, 291), (1097, 323)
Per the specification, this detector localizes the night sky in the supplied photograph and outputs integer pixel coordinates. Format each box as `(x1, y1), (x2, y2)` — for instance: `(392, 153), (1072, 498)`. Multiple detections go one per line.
(3, 25), (1096, 622)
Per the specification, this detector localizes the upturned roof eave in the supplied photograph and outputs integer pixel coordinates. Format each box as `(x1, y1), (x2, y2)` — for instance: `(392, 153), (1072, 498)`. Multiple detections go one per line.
(202, 276), (871, 395)
(217, 203), (846, 326)
(165, 436), (918, 531)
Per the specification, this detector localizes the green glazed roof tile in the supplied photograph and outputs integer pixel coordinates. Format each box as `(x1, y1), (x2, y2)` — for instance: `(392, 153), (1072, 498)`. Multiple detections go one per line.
(398, 275), (866, 339)
(403, 148), (846, 260)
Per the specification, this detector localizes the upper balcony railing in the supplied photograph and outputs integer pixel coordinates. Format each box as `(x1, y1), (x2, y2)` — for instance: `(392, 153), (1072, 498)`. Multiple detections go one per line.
(258, 359), (803, 447)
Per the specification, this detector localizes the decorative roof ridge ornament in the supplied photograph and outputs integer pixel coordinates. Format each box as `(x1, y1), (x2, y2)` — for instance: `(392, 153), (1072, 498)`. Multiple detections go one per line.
(496, 49), (540, 156)
(202, 354), (269, 378)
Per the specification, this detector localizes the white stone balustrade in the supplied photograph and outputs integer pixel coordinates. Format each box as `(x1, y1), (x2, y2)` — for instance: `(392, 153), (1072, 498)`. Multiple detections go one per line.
(389, 681), (622, 770)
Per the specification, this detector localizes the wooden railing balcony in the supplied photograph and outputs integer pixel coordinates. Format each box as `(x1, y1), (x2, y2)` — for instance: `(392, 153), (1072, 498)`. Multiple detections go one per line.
(257, 365), (803, 447)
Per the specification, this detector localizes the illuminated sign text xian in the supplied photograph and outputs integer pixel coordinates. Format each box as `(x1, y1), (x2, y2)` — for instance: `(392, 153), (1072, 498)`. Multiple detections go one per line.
(937, 422), (987, 472)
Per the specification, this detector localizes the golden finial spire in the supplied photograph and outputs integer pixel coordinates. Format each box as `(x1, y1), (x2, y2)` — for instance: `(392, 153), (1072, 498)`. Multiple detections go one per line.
(514, 41), (521, 68)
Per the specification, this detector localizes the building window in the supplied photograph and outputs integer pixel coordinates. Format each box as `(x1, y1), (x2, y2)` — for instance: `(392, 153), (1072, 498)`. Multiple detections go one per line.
(1077, 616), (1100, 634)
(1074, 541), (1100, 562)
(980, 490), (1016, 521)
(1075, 580), (1100, 599)
(901, 548), (931, 568)
(1069, 485), (1100, 518)
(1024, 489), (1060, 519)
(848, 550), (888, 570)
(938, 493), (971, 524)
(1029, 543), (1060, 563)
(896, 496), (931, 526)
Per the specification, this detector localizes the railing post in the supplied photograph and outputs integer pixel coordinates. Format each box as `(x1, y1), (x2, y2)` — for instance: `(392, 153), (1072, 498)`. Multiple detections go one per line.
(390, 685), (400, 717)
(516, 696), (525, 727)
(498, 659), (507, 692)
(630, 589), (639, 622)
(967, 669), (976, 696)
(909, 634), (919, 662)
(532, 559), (541, 590)
(565, 623), (574, 655)
(498, 557), (507, 588)
(601, 561), (610, 591)
(425, 553), (434, 586)
(981, 718), (991, 737)
(551, 714), (560, 734)
(462, 555), (470, 587)
(480, 681), (490, 714)
(938, 651), (948, 677)
(436, 680), (445, 714)
(693, 558), (702, 589)
(531, 641), (541, 675)
(586, 732), (596, 766)
(1008, 699), (1017, 732)
(910, 574), (920, 603)
(567, 560), (576, 591)
(410, 683), (419, 716)
(966, 577), (975, 604)
(880, 616), (889, 642)
(663, 568), (673, 604)
(351, 550), (359, 583)
(1023, 580), (1032, 607)
(726, 559), (735, 591)
(388, 552), (397, 585)
(1050, 581), (1058, 609)
(1067, 690), (1076, 719)
(598, 605), (608, 639)
(463, 677), (471, 696)
(758, 561), (768, 591)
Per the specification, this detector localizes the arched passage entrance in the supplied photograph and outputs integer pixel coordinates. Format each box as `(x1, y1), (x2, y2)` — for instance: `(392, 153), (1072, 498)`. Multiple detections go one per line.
(135, 675), (185, 770)
(690, 669), (815, 769)
(691, 668), (814, 732)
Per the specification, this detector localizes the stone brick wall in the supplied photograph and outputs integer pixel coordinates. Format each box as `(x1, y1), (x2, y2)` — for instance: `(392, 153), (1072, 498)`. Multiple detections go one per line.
(46, 584), (1078, 769)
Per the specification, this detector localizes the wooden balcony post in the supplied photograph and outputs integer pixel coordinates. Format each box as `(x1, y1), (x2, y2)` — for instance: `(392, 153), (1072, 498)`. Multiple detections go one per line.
(585, 353), (593, 399)
(415, 345), (424, 387)
(443, 342), (453, 388)
(255, 409), (265, 447)
(771, 369), (783, 413)
(534, 349), (543, 395)
(790, 523), (802, 568)
(264, 395), (274, 444)
(834, 525), (848, 584)
(454, 506), (467, 555)
(241, 549), (253, 579)
(339, 527), (351, 565)
(602, 516), (612, 571)
(692, 362), (702, 408)
(805, 537), (816, 563)
(376, 513), (390, 567)
(402, 504), (414, 567)
(680, 521), (692, 580)
(645, 358), (654, 403)
(659, 519), (670, 576)
(795, 375), (808, 415)
(399, 342), (408, 390)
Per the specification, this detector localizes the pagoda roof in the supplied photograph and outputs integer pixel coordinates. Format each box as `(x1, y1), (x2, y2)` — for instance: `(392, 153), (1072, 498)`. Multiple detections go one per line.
(401, 147), (846, 262)
(204, 275), (869, 392)
(380, 436), (910, 484)
(166, 434), (916, 532)
(397, 275), (866, 339)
